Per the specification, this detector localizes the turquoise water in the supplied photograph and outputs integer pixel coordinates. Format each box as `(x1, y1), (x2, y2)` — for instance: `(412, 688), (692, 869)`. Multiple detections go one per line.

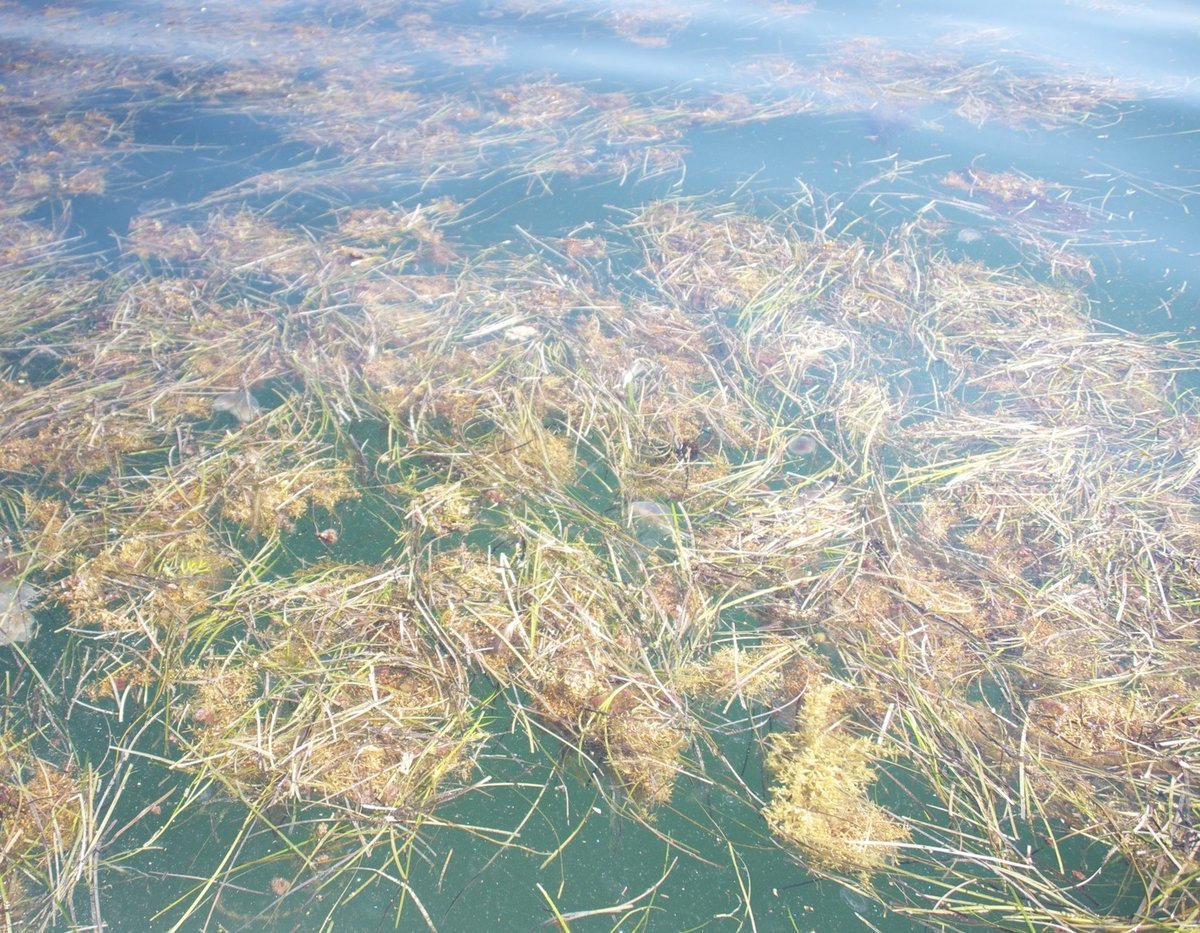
(2, 1), (1199, 930)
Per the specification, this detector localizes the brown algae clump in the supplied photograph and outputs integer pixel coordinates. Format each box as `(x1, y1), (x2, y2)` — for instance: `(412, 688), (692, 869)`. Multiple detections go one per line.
(428, 540), (688, 810)
(532, 638), (688, 809)
(0, 742), (91, 928)
(675, 636), (820, 711)
(764, 681), (909, 873)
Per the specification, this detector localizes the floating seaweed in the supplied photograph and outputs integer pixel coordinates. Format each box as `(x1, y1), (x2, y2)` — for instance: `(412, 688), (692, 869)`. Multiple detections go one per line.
(763, 680), (910, 874)
(0, 2), (1198, 930)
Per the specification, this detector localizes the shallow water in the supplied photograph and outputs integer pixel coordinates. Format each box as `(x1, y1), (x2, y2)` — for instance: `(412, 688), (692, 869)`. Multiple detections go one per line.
(1, 0), (1199, 930)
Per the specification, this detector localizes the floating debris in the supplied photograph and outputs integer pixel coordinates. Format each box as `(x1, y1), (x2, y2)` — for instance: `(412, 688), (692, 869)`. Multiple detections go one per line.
(504, 323), (540, 342)
(0, 577), (36, 646)
(628, 499), (672, 526)
(212, 387), (264, 423)
(786, 433), (819, 456)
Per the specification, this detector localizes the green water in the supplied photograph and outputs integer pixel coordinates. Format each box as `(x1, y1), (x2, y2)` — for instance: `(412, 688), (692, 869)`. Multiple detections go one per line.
(2, 1), (1199, 930)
